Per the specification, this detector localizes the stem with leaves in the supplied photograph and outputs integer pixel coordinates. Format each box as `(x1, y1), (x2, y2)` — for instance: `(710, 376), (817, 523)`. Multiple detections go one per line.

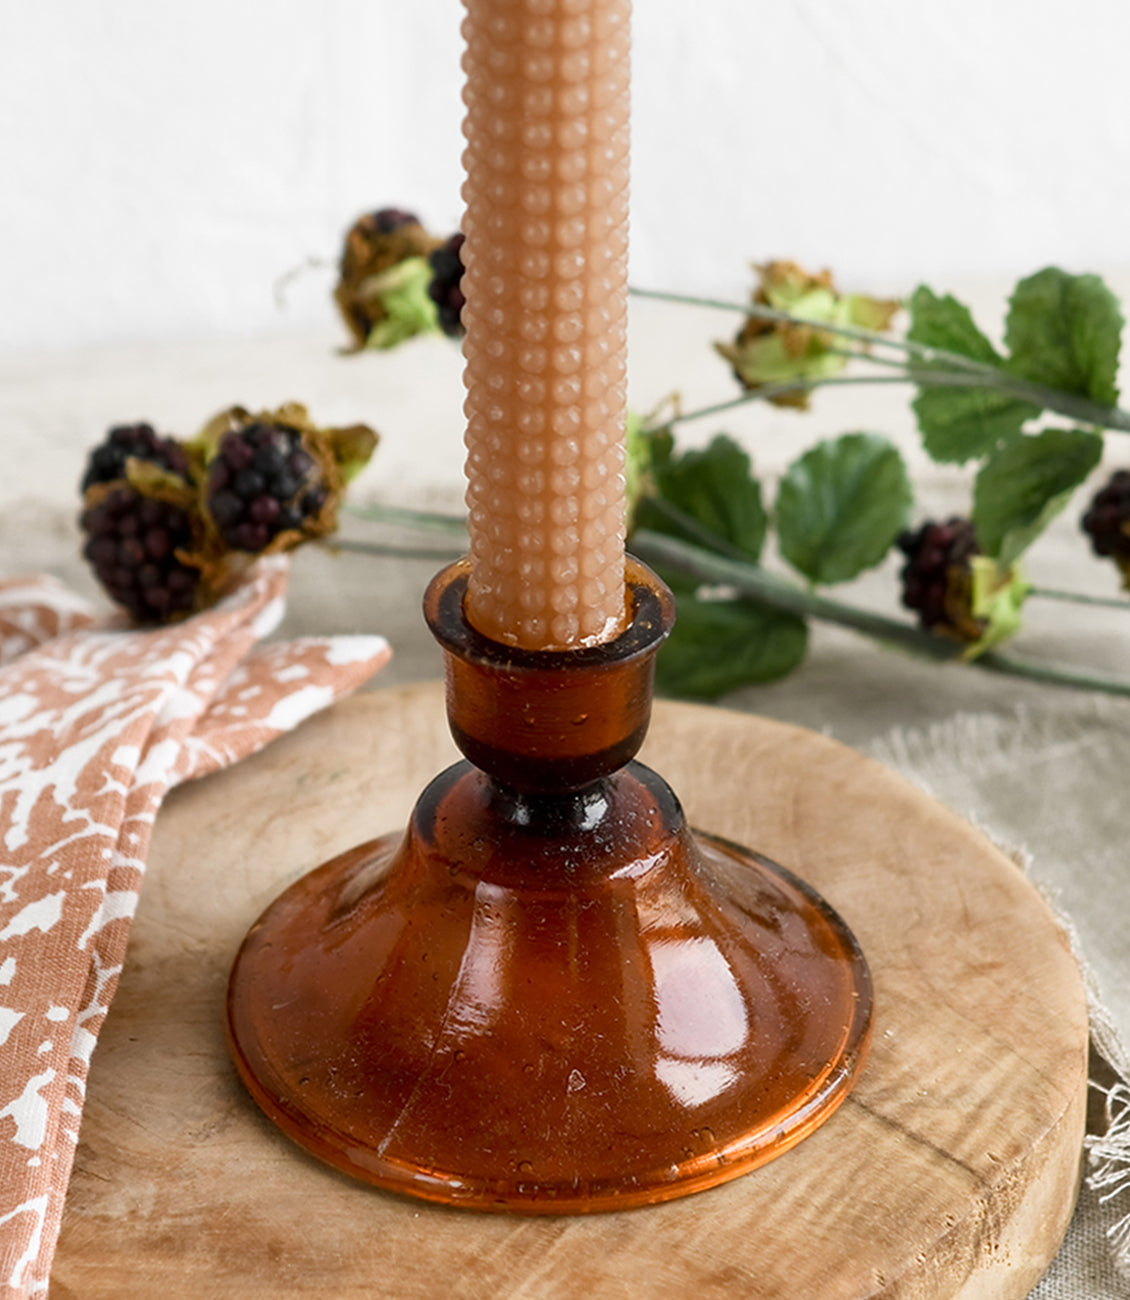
(338, 506), (1130, 703)
(339, 258), (1130, 704)
(630, 530), (1130, 701)
(629, 285), (1130, 434)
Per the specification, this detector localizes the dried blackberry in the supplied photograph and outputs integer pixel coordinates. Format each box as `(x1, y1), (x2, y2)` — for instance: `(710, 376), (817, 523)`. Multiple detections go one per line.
(80, 423), (190, 493)
(334, 208), (437, 349)
(427, 232), (466, 338)
(205, 420), (326, 553)
(897, 517), (985, 641)
(1082, 471), (1130, 579)
(78, 403), (375, 624)
(715, 261), (899, 410)
(81, 487), (199, 622)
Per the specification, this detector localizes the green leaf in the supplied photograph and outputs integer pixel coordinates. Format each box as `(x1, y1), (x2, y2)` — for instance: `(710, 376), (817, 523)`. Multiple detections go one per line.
(766, 283), (840, 318)
(633, 434), (768, 563)
(760, 271), (898, 336)
(715, 330), (848, 390)
(365, 257), (441, 350)
(962, 557), (1031, 660)
(972, 427), (1103, 566)
(846, 292), (901, 333)
(907, 286), (1039, 462)
(1005, 267), (1123, 405)
(908, 286), (1001, 364)
(910, 387), (1041, 464)
(775, 433), (913, 584)
(656, 596), (808, 700)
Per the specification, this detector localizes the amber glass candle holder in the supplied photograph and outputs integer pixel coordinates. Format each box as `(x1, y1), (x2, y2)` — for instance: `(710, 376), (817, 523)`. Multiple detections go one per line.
(226, 558), (873, 1212)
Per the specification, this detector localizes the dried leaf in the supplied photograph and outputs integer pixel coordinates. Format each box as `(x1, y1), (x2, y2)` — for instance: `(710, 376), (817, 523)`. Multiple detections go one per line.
(719, 260), (900, 408)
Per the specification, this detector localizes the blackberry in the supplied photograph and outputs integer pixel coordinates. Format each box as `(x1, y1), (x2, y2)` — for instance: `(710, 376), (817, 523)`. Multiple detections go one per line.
(205, 421), (326, 553)
(81, 486), (199, 622)
(427, 232), (466, 338)
(370, 207), (421, 234)
(80, 422), (190, 493)
(1082, 471), (1130, 578)
(335, 207), (436, 349)
(897, 517), (985, 641)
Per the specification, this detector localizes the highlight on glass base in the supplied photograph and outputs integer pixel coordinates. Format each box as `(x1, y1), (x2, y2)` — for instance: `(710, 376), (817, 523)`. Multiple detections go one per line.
(225, 558), (873, 1213)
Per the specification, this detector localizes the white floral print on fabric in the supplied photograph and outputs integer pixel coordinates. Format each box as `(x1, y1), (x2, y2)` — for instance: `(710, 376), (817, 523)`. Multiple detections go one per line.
(0, 560), (390, 1297)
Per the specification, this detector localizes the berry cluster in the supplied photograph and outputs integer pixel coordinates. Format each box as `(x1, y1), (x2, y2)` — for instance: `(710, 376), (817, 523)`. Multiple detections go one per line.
(80, 422), (190, 492)
(428, 232), (466, 338)
(334, 206), (470, 348)
(78, 406), (373, 625)
(80, 486), (198, 622)
(206, 422), (325, 553)
(897, 517), (984, 641)
(1082, 471), (1130, 577)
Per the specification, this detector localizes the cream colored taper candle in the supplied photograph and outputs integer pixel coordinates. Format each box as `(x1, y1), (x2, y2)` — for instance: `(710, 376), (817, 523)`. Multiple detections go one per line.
(460, 0), (631, 650)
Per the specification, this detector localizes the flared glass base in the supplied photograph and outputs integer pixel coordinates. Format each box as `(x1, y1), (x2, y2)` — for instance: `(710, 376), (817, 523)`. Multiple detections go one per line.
(226, 757), (872, 1213)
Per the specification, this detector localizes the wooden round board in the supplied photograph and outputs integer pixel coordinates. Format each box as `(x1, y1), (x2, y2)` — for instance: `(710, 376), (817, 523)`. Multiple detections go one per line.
(51, 684), (1088, 1300)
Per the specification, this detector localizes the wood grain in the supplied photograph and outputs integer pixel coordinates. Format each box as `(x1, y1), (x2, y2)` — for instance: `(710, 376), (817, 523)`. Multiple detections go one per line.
(51, 685), (1088, 1299)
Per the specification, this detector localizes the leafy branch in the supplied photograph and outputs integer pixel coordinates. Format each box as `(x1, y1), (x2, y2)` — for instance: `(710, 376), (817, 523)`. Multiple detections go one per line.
(611, 262), (1130, 697)
(630, 278), (1130, 436)
(630, 530), (1130, 701)
(339, 501), (1130, 703)
(334, 216), (1130, 703)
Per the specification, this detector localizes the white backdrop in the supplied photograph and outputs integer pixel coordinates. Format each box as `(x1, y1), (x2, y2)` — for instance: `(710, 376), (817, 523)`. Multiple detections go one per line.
(3, 0), (1130, 353)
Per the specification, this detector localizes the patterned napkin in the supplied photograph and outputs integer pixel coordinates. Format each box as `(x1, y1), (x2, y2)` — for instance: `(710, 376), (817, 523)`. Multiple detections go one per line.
(0, 559), (390, 1297)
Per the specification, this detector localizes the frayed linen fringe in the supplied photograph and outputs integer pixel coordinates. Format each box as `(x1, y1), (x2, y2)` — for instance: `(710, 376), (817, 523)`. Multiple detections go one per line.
(1088, 1082), (1130, 1275)
(1054, 907), (1130, 1281)
(870, 705), (1130, 1282)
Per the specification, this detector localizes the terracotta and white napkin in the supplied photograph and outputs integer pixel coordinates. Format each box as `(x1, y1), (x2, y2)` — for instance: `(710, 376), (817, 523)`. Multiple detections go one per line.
(0, 559), (390, 1297)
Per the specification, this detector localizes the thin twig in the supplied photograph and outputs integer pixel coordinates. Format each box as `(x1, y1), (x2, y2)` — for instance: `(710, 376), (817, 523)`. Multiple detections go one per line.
(1029, 585), (1130, 609)
(972, 651), (1130, 697)
(659, 375), (916, 429)
(345, 502), (468, 534)
(629, 285), (996, 375)
(320, 537), (465, 562)
(661, 367), (1130, 435)
(657, 368), (1032, 430)
(825, 346), (916, 371)
(273, 256), (335, 311)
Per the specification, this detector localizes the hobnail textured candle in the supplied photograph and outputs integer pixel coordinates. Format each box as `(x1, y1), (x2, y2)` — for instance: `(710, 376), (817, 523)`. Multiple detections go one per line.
(460, 0), (631, 650)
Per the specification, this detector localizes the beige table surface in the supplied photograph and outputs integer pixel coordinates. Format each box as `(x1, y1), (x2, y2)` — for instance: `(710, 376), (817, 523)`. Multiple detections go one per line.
(4, 293), (1130, 1295)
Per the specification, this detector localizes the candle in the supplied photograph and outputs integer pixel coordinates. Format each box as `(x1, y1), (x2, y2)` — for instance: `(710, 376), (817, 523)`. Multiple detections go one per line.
(460, 0), (631, 651)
